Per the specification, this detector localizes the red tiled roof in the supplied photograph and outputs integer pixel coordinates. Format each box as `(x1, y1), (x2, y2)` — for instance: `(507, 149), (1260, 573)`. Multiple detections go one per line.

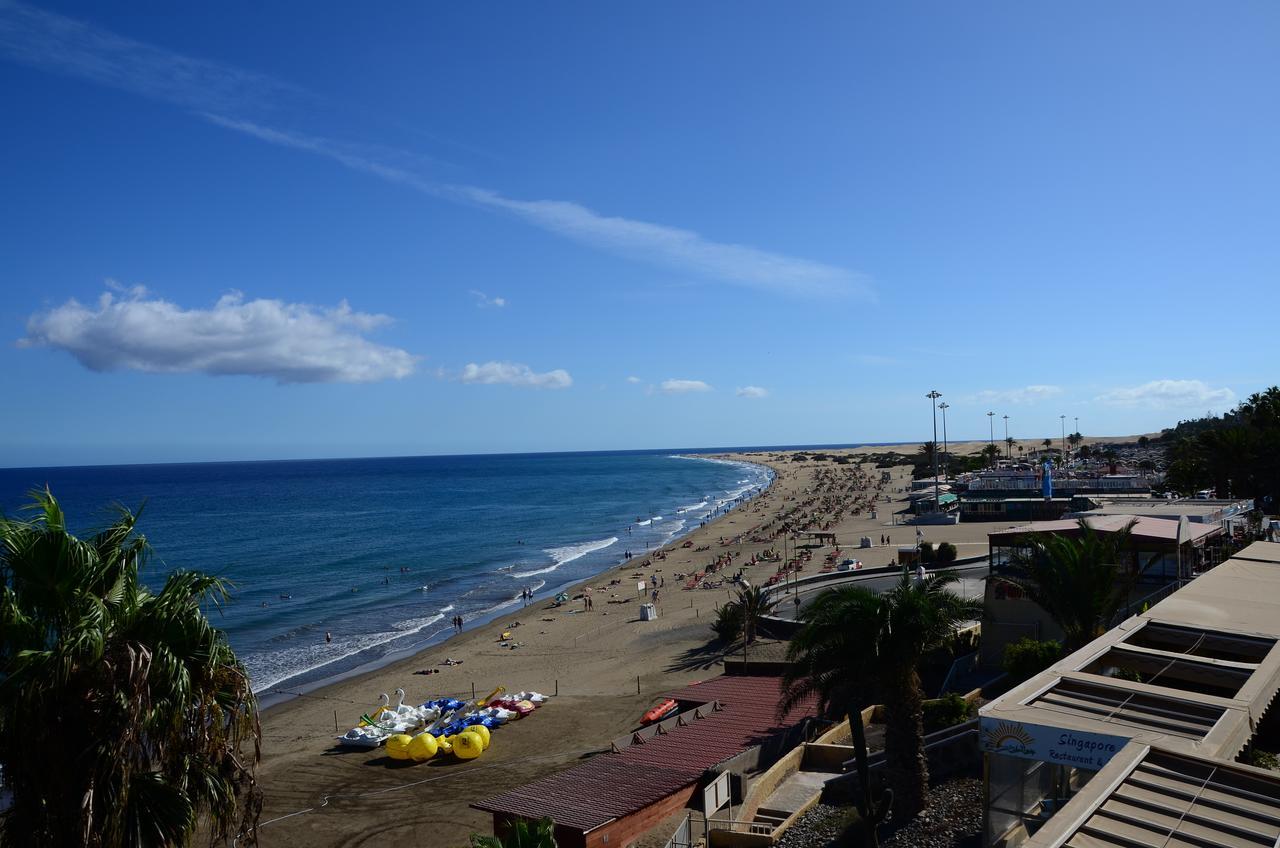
(475, 757), (701, 832)
(473, 676), (818, 833)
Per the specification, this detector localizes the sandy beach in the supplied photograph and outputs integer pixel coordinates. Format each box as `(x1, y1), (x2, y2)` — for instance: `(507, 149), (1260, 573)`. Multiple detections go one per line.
(253, 438), (1134, 847)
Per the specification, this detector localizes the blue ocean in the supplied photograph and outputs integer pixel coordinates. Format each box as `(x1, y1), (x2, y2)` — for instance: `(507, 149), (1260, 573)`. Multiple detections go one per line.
(0, 450), (774, 696)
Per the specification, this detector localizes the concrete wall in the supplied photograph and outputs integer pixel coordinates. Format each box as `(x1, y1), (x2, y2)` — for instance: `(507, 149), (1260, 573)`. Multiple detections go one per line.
(711, 718), (816, 802)
(821, 719), (981, 804)
(708, 830), (773, 848)
(731, 739), (808, 827)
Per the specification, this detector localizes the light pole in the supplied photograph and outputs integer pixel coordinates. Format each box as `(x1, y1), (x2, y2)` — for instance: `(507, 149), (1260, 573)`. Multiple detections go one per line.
(1075, 416), (1079, 451)
(927, 390), (942, 515)
(1060, 414), (1067, 459)
(987, 411), (995, 467)
(1003, 415), (1010, 459)
(938, 402), (950, 480)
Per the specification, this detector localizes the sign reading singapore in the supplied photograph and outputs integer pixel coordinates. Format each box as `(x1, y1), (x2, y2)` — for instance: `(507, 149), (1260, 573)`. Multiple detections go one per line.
(980, 717), (1130, 770)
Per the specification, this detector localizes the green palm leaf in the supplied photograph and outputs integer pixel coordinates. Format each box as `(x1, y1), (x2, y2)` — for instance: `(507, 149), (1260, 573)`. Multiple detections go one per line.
(0, 490), (261, 847)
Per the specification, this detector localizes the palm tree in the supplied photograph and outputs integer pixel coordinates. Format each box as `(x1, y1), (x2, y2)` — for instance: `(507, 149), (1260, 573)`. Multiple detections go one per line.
(980, 444), (1000, 468)
(736, 584), (778, 645)
(0, 489), (260, 847)
(1068, 432), (1082, 451)
(917, 441), (937, 466)
(731, 584), (778, 672)
(471, 817), (558, 848)
(1004, 435), (1014, 459)
(781, 571), (981, 828)
(1041, 438), (1052, 454)
(998, 519), (1154, 652)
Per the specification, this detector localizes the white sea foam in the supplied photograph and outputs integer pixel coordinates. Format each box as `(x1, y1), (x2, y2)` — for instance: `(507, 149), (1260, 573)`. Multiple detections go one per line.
(661, 519), (688, 542)
(677, 501), (708, 513)
(509, 563), (559, 578)
(636, 519), (652, 526)
(546, 536), (618, 565)
(247, 612), (448, 693)
(509, 536), (618, 579)
(439, 604), (454, 613)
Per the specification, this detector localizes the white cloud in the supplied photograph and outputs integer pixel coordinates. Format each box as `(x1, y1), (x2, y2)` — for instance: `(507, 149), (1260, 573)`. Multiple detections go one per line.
(625, 376), (642, 384)
(0, 4), (871, 300)
(459, 361), (572, 389)
(1096, 379), (1235, 409)
(452, 188), (869, 299)
(212, 117), (870, 299)
(661, 379), (712, 394)
(736, 386), (768, 398)
(20, 288), (416, 383)
(972, 385), (1064, 405)
(0, 0), (304, 115)
(469, 290), (506, 308)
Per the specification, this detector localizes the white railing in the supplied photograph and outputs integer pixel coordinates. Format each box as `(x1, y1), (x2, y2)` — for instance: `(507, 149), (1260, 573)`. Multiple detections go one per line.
(662, 814), (693, 848)
(967, 477), (1149, 492)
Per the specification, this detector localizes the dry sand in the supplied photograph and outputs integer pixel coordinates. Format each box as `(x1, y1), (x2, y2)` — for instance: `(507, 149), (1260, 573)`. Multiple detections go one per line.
(254, 439), (1138, 847)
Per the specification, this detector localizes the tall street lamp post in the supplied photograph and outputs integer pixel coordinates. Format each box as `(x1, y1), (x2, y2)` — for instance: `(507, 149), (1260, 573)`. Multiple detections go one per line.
(987, 411), (995, 467)
(1060, 414), (1067, 458)
(927, 390), (942, 516)
(938, 402), (950, 480)
(1003, 415), (1010, 459)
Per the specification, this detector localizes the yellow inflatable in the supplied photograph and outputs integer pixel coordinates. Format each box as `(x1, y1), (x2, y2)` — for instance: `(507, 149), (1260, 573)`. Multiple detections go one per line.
(453, 730), (484, 760)
(467, 723), (491, 750)
(385, 734), (413, 760)
(478, 686), (505, 706)
(408, 732), (438, 762)
(437, 736), (454, 755)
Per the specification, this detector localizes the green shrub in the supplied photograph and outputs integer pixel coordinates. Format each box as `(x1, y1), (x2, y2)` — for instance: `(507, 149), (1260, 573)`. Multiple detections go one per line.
(712, 602), (744, 643)
(1249, 749), (1280, 771)
(1002, 637), (1063, 682)
(936, 542), (958, 564)
(923, 693), (974, 734)
(918, 541), (935, 564)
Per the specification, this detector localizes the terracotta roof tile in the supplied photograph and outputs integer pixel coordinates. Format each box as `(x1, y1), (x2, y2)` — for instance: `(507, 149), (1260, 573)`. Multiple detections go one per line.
(473, 676), (818, 832)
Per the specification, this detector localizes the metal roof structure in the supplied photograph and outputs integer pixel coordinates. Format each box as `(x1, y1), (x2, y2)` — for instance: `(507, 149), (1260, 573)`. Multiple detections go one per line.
(1074, 497), (1254, 523)
(982, 546), (1280, 760)
(983, 542), (1280, 848)
(473, 676), (819, 834)
(1024, 744), (1280, 848)
(988, 515), (1221, 546)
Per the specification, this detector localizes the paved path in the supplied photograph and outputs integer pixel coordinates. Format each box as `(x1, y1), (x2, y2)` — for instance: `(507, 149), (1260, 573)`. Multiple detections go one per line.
(762, 770), (833, 815)
(768, 561), (989, 621)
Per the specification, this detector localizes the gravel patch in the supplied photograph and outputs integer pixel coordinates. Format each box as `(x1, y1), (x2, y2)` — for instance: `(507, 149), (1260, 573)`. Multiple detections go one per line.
(774, 803), (856, 848)
(881, 778), (982, 848)
(774, 778), (982, 848)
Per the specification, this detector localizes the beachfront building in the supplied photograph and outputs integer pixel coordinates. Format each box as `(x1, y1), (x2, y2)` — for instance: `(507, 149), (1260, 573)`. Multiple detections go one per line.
(473, 676), (819, 848)
(979, 541), (1280, 847)
(979, 516), (1223, 668)
(958, 470), (1152, 523)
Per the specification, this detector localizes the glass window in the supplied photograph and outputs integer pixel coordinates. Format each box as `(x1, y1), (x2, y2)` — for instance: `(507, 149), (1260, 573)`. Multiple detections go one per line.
(985, 753), (1097, 847)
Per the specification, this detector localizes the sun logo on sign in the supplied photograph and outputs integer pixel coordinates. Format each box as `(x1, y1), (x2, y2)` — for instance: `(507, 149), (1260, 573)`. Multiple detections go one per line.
(983, 721), (1035, 757)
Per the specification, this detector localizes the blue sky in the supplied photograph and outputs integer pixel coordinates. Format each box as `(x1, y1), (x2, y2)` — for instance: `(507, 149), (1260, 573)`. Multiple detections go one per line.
(2, 1), (1277, 466)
